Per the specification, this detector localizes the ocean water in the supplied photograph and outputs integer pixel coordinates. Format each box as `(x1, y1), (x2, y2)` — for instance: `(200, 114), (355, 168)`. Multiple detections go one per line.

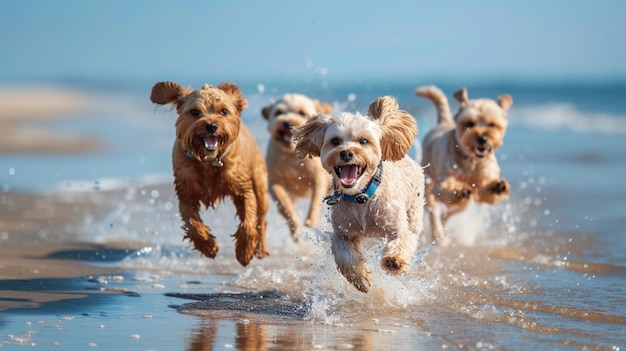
(1, 79), (625, 350)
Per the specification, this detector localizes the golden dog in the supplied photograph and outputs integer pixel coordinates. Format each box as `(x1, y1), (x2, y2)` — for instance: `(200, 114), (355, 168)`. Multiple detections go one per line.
(150, 81), (269, 266)
(416, 85), (512, 241)
(261, 94), (332, 241)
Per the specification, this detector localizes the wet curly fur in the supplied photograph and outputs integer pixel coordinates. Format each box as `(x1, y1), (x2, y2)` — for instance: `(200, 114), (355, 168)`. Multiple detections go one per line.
(261, 94), (333, 241)
(416, 85), (513, 242)
(293, 96), (425, 293)
(150, 81), (269, 266)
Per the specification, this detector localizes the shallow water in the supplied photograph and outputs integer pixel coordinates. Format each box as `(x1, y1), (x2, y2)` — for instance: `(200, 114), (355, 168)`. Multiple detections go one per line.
(1, 80), (625, 350)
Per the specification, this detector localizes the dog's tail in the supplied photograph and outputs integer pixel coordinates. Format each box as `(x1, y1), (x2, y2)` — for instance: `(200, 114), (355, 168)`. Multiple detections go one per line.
(415, 85), (452, 124)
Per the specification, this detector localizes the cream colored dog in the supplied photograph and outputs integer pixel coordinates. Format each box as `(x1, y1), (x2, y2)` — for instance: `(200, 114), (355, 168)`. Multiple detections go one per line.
(416, 85), (512, 242)
(293, 96), (424, 293)
(262, 94), (333, 241)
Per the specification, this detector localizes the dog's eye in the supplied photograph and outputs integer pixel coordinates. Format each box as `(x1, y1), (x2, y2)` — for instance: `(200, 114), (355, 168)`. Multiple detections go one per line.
(298, 110), (307, 117)
(466, 122), (475, 129)
(488, 122), (496, 128)
(220, 108), (229, 116)
(359, 138), (368, 145)
(331, 137), (341, 146)
(190, 109), (201, 117)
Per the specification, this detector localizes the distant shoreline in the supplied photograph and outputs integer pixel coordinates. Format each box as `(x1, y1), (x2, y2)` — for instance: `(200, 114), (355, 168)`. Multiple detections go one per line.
(0, 85), (101, 153)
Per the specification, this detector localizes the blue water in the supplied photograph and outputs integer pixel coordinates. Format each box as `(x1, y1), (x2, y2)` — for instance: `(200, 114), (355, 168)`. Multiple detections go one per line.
(1, 79), (625, 349)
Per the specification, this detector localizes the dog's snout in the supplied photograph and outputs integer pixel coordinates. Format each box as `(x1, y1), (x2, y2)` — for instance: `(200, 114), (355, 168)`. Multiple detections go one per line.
(340, 150), (354, 161)
(477, 136), (488, 145)
(282, 121), (291, 129)
(206, 123), (218, 134)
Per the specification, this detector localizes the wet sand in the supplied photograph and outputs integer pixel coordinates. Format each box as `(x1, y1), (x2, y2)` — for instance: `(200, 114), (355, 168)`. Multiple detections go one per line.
(0, 190), (140, 313)
(0, 86), (133, 327)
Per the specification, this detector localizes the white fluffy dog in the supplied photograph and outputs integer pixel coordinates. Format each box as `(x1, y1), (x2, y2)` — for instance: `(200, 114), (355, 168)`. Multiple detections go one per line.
(293, 96), (425, 293)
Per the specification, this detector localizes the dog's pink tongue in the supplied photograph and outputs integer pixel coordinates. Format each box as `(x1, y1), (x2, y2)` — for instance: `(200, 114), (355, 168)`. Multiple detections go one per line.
(283, 129), (293, 144)
(204, 135), (218, 151)
(340, 165), (359, 186)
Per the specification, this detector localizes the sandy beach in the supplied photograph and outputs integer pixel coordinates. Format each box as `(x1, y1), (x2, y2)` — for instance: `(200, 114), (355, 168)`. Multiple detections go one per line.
(0, 86), (133, 314)
(1, 84), (624, 350)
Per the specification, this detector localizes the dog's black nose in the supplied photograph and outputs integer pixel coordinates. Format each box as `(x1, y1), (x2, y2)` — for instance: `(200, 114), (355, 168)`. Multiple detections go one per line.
(477, 136), (488, 145)
(283, 121), (291, 129)
(340, 150), (354, 161)
(207, 123), (218, 134)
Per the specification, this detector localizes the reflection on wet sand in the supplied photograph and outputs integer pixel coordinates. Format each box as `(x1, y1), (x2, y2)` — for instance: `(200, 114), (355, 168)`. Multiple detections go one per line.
(185, 315), (386, 351)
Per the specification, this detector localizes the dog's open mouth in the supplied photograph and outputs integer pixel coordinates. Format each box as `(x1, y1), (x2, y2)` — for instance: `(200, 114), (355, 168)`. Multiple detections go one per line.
(199, 135), (219, 151)
(335, 164), (365, 188)
(276, 128), (293, 145)
(474, 145), (490, 158)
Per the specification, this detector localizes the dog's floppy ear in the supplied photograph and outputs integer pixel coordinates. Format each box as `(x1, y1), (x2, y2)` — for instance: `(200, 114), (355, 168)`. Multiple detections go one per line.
(293, 114), (332, 159)
(314, 100), (333, 114)
(498, 94), (513, 111)
(453, 87), (469, 105)
(261, 105), (271, 120)
(368, 96), (417, 161)
(150, 81), (191, 106)
(218, 82), (248, 113)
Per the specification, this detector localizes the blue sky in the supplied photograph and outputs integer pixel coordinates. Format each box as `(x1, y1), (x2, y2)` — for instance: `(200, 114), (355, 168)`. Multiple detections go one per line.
(1, 0), (625, 84)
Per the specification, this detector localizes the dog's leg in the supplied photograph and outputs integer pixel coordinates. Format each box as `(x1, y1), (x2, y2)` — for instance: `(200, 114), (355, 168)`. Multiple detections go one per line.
(270, 183), (302, 241)
(437, 177), (473, 209)
(425, 180), (444, 240)
(232, 192), (260, 266)
(382, 197), (424, 271)
(441, 206), (465, 224)
(179, 200), (219, 259)
(381, 227), (419, 276)
(254, 178), (270, 259)
(332, 234), (371, 293)
(305, 174), (329, 228)
(477, 178), (510, 204)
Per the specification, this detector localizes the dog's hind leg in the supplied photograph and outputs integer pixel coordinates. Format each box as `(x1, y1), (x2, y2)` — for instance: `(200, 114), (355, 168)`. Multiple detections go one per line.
(179, 201), (219, 259)
(331, 234), (371, 293)
(425, 182), (445, 241)
(305, 174), (330, 229)
(270, 183), (302, 241)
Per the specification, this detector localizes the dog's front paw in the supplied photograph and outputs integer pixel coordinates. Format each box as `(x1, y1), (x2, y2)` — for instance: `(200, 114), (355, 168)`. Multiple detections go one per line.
(254, 245), (270, 259)
(346, 270), (372, 293)
(381, 256), (409, 275)
(491, 179), (509, 195)
(477, 179), (510, 204)
(455, 188), (472, 198)
(444, 187), (472, 208)
(189, 237), (219, 259)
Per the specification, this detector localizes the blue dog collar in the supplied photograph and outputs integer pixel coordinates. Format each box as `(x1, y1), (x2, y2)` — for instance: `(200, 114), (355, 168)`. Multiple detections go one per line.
(324, 163), (383, 205)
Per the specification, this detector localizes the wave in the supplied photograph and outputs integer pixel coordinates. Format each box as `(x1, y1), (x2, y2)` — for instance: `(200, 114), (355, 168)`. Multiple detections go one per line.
(52, 173), (172, 193)
(512, 103), (626, 134)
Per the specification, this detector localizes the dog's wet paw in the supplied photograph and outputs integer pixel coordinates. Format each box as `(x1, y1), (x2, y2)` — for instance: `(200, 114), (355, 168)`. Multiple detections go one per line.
(450, 188), (471, 199)
(347, 270), (371, 293)
(491, 179), (509, 194)
(254, 247), (270, 259)
(193, 241), (219, 259)
(381, 256), (409, 275)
